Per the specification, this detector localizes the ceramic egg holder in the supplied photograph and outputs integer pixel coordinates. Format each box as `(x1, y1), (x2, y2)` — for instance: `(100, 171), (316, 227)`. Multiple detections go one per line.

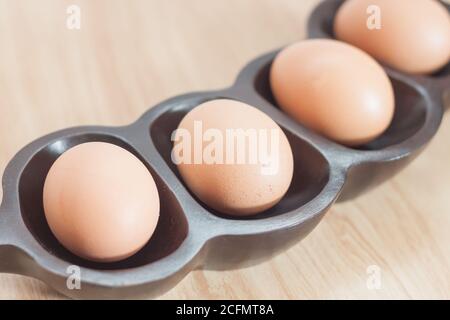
(0, 0), (448, 299)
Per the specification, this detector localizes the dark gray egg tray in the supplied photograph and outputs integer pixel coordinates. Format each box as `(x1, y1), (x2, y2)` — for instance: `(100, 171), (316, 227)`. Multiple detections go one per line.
(0, 0), (449, 299)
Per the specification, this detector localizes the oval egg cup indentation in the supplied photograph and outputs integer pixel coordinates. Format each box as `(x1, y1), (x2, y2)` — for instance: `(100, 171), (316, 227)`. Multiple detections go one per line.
(0, 126), (199, 298)
(0, 0), (448, 298)
(233, 48), (446, 201)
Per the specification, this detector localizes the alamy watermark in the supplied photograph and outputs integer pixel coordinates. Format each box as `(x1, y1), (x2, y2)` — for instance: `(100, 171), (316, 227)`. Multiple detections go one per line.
(66, 5), (81, 30)
(366, 265), (382, 290)
(171, 121), (281, 176)
(366, 5), (381, 30)
(66, 265), (81, 290)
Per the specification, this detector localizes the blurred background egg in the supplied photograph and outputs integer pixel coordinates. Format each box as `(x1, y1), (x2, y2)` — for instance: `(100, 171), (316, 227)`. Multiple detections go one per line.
(334, 0), (450, 75)
(172, 99), (294, 216)
(270, 39), (395, 146)
(43, 142), (160, 263)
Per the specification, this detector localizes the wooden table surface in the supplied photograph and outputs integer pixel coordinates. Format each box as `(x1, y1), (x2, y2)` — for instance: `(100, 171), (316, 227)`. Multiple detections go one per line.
(1, 0), (450, 300)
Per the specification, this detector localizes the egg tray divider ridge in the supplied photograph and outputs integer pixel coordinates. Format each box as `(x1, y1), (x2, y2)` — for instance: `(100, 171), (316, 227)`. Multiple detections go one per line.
(0, 0), (449, 299)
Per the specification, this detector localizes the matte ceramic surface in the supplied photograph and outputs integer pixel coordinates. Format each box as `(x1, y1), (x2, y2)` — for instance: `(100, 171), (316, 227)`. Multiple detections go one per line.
(0, 0), (448, 299)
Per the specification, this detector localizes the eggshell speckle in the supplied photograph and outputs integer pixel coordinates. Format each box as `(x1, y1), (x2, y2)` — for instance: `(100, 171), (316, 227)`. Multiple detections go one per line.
(173, 99), (294, 216)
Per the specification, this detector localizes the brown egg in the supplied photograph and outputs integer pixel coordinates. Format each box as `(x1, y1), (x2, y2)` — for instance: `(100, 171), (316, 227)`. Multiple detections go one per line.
(270, 39), (395, 146)
(43, 142), (160, 263)
(172, 99), (294, 216)
(334, 0), (450, 75)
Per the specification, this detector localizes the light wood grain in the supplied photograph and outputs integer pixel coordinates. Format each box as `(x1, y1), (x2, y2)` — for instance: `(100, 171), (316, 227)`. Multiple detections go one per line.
(0, 0), (449, 300)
